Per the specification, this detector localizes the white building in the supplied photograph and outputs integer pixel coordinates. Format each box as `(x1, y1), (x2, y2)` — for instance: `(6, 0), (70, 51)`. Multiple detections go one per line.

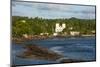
(40, 33), (49, 36)
(53, 23), (66, 36)
(53, 33), (58, 36)
(23, 34), (28, 38)
(55, 23), (66, 33)
(70, 31), (80, 36)
(91, 30), (95, 34)
(21, 20), (26, 23)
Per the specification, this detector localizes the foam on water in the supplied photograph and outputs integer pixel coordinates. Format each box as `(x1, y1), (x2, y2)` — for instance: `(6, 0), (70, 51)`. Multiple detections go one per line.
(50, 46), (64, 54)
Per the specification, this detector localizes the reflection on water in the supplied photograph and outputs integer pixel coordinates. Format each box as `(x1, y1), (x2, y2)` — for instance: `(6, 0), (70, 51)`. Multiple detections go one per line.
(12, 36), (96, 65)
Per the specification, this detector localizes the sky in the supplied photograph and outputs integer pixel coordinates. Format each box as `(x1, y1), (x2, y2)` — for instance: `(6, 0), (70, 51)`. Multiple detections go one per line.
(12, 1), (96, 19)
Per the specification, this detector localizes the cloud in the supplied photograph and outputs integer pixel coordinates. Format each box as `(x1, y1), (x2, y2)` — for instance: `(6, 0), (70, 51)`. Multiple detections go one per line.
(35, 3), (69, 12)
(12, 1), (33, 8)
(33, 3), (95, 15)
(64, 10), (95, 14)
(12, 1), (95, 14)
(12, 1), (95, 19)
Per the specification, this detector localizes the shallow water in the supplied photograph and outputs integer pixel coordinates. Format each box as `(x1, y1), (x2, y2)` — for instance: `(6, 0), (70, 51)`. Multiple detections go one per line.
(11, 36), (96, 65)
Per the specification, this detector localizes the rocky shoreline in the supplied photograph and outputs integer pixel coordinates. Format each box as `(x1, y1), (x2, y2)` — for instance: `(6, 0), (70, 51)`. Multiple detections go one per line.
(12, 35), (49, 44)
(12, 35), (95, 44)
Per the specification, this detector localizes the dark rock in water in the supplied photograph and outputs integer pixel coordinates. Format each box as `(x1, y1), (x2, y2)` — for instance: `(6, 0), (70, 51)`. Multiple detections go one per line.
(59, 58), (87, 63)
(17, 44), (63, 61)
(60, 59), (79, 63)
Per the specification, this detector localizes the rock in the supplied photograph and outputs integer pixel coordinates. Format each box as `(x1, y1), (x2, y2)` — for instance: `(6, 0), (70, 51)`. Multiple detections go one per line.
(60, 59), (78, 63)
(12, 37), (27, 44)
(17, 44), (63, 61)
(58, 58), (86, 63)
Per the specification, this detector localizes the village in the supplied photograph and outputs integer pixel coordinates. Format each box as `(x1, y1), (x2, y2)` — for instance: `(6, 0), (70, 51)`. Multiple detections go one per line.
(20, 22), (95, 40)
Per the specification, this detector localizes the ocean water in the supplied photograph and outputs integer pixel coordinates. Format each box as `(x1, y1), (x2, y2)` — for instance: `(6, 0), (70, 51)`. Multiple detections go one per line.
(11, 36), (96, 65)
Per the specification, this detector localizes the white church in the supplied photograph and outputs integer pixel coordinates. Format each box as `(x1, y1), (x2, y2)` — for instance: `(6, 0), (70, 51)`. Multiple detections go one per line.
(53, 23), (66, 36)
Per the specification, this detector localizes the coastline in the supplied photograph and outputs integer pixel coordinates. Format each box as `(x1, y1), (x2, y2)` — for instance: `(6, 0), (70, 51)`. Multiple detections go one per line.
(12, 34), (95, 44)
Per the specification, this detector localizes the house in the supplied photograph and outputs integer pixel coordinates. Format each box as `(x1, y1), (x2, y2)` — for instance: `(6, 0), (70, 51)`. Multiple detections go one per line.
(91, 30), (95, 34)
(53, 33), (58, 36)
(23, 34), (28, 38)
(70, 31), (80, 36)
(40, 33), (49, 36)
(21, 20), (26, 23)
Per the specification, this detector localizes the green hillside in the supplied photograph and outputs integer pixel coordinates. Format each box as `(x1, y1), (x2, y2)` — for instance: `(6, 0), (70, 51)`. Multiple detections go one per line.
(12, 16), (96, 37)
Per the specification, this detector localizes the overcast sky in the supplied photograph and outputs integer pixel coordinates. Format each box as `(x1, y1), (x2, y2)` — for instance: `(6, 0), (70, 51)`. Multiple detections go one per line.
(12, 1), (95, 19)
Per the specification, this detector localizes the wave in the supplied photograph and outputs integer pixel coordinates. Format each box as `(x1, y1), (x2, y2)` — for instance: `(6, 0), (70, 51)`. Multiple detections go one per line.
(50, 46), (64, 54)
(56, 57), (69, 62)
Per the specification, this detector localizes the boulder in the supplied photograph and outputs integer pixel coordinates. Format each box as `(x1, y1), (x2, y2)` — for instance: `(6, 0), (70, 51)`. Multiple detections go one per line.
(17, 44), (63, 61)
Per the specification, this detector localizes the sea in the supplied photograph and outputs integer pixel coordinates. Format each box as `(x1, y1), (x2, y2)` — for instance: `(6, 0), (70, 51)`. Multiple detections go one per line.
(11, 36), (96, 66)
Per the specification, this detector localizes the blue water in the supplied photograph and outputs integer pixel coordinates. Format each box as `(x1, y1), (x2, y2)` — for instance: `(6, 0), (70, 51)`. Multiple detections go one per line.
(12, 36), (96, 65)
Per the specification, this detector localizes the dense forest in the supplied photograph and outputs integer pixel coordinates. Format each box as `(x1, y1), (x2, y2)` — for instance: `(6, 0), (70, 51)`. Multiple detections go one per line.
(12, 16), (96, 37)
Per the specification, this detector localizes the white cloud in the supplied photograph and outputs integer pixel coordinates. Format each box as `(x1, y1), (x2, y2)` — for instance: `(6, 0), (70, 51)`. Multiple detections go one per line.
(12, 1), (96, 19)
